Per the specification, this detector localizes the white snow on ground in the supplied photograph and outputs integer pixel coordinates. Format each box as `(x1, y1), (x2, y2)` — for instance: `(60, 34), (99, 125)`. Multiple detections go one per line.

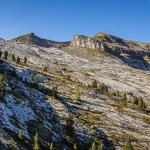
(0, 94), (37, 138)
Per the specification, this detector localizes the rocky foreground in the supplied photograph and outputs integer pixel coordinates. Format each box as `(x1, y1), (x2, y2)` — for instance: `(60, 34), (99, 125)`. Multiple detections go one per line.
(0, 33), (150, 150)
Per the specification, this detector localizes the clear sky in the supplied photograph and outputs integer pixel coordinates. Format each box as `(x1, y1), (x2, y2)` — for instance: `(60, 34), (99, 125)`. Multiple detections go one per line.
(0, 0), (150, 42)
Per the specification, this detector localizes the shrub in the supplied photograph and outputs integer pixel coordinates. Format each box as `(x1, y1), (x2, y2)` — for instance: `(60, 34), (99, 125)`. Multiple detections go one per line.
(143, 55), (150, 62)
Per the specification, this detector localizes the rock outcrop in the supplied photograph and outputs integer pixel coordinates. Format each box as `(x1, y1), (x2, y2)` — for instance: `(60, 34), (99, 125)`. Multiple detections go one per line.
(71, 35), (105, 50)
(71, 33), (150, 59)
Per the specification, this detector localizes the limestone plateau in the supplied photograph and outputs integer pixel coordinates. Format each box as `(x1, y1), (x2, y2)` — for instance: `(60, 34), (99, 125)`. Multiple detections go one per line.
(0, 32), (150, 150)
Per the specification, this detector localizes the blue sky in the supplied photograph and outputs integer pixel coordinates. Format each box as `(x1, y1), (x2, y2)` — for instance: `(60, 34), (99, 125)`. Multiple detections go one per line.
(0, 0), (150, 42)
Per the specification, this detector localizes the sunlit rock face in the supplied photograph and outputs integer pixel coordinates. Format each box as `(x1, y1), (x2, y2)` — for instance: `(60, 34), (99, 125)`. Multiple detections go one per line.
(71, 35), (104, 50)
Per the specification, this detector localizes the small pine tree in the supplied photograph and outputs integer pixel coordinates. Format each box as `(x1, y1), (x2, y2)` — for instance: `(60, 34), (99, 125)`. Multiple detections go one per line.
(133, 96), (138, 105)
(125, 137), (133, 150)
(76, 87), (81, 100)
(52, 86), (58, 98)
(0, 51), (2, 58)
(12, 54), (16, 62)
(92, 80), (98, 88)
(31, 75), (36, 84)
(50, 142), (54, 150)
(97, 143), (103, 150)
(90, 142), (96, 150)
(122, 92), (127, 101)
(44, 66), (48, 72)
(138, 96), (146, 110)
(4, 51), (8, 60)
(33, 132), (39, 150)
(24, 56), (27, 64)
(12, 67), (16, 76)
(18, 129), (24, 140)
(66, 114), (74, 137)
(116, 90), (120, 97)
(73, 144), (77, 150)
(16, 57), (20, 64)
(0, 74), (4, 97)
(99, 83), (108, 94)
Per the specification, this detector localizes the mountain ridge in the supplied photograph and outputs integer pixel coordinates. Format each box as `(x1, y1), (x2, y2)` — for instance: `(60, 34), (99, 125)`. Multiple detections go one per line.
(10, 32), (70, 48)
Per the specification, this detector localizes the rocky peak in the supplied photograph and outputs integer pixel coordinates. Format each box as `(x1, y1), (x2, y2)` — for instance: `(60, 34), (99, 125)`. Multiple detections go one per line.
(10, 33), (51, 47)
(71, 33), (150, 60)
(10, 33), (70, 48)
(95, 32), (124, 43)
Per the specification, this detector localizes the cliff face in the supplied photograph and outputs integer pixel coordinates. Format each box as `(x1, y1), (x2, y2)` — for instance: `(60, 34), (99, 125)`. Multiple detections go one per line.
(71, 35), (105, 50)
(71, 33), (150, 59)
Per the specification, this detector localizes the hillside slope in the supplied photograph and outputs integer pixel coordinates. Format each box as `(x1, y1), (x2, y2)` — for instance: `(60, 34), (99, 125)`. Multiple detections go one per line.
(0, 32), (149, 149)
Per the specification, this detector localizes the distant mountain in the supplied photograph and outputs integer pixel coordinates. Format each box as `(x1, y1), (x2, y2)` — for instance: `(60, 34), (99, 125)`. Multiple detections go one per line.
(10, 33), (70, 48)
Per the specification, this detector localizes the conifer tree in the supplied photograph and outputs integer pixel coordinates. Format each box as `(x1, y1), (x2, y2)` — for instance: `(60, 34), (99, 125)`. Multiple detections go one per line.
(4, 51), (8, 60)
(76, 87), (81, 100)
(44, 66), (48, 72)
(89, 142), (96, 150)
(33, 132), (39, 150)
(16, 56), (20, 64)
(18, 130), (24, 140)
(50, 142), (54, 150)
(0, 51), (2, 58)
(12, 54), (16, 62)
(125, 137), (133, 150)
(73, 144), (77, 150)
(92, 79), (98, 88)
(0, 74), (4, 98)
(24, 56), (27, 64)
